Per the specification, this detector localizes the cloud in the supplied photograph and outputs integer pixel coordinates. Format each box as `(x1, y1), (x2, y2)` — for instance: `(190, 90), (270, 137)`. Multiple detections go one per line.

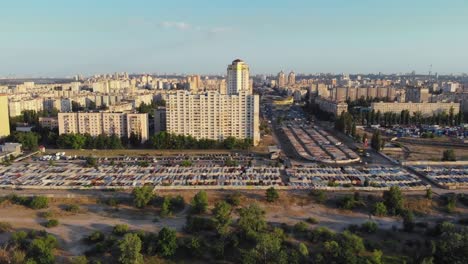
(160, 21), (192, 30)
(158, 21), (231, 35)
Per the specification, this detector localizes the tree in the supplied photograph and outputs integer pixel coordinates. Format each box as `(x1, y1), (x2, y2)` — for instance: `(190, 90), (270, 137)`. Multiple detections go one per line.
(212, 201), (232, 236)
(402, 210), (415, 232)
(132, 186), (154, 208)
(372, 202), (387, 216)
(156, 227), (178, 258)
(383, 186), (404, 215)
(160, 196), (172, 217)
(298, 243), (309, 257)
(29, 196), (49, 209)
(113, 224), (129, 236)
(118, 233), (143, 264)
(191, 191), (208, 214)
(28, 235), (57, 264)
(442, 149), (456, 161)
(266, 187), (280, 203)
(371, 130), (383, 151)
(242, 228), (287, 264)
(426, 188), (433, 199)
(434, 226), (468, 263)
(238, 203), (267, 239)
(70, 256), (88, 264)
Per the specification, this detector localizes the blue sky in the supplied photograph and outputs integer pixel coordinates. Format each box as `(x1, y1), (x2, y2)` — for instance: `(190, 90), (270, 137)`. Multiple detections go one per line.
(1, 0), (467, 77)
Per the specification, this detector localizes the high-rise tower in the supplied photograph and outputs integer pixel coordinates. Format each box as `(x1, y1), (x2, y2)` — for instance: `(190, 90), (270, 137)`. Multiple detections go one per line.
(227, 59), (250, 95)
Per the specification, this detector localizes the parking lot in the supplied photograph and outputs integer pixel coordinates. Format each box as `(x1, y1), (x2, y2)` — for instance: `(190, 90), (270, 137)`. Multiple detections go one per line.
(288, 165), (428, 190)
(410, 165), (468, 189)
(281, 122), (360, 164)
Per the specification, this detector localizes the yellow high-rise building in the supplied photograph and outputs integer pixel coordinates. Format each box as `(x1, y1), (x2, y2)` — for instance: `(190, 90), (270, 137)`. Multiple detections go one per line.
(0, 95), (10, 138)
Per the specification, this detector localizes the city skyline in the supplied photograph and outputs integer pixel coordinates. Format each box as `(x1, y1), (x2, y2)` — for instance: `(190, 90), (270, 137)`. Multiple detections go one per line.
(1, 0), (468, 76)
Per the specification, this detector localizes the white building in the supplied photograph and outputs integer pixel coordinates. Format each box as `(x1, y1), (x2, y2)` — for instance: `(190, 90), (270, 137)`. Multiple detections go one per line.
(58, 112), (149, 143)
(166, 90), (260, 145)
(227, 59), (251, 95)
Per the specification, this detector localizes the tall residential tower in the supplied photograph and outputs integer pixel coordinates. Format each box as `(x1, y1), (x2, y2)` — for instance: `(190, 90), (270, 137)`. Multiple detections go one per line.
(0, 95), (10, 138)
(227, 59), (251, 95)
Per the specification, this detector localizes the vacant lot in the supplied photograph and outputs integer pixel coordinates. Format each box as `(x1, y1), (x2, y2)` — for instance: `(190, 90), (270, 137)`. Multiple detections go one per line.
(1, 189), (466, 257)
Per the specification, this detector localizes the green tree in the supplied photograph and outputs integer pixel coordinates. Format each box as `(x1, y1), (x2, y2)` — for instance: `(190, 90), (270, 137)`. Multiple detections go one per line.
(156, 227), (178, 258)
(113, 224), (129, 236)
(371, 130), (383, 151)
(238, 204), (267, 239)
(242, 228), (287, 264)
(298, 242), (309, 257)
(191, 191), (208, 214)
(212, 201), (232, 236)
(132, 186), (154, 208)
(160, 196), (172, 217)
(28, 235), (57, 264)
(118, 233), (143, 264)
(383, 186), (404, 215)
(442, 149), (456, 161)
(29, 196), (49, 209)
(426, 188), (433, 199)
(402, 210), (415, 232)
(70, 256), (88, 264)
(372, 202), (387, 216)
(266, 187), (280, 203)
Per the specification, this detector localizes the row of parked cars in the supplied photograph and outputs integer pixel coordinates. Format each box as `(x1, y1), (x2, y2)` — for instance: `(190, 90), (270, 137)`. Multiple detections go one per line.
(411, 165), (468, 189)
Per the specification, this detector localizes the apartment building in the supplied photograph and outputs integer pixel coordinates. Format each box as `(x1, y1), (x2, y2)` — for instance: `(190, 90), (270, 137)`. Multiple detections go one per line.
(166, 90), (260, 145)
(371, 102), (460, 117)
(0, 94), (10, 138)
(8, 98), (44, 117)
(314, 96), (349, 116)
(58, 112), (149, 143)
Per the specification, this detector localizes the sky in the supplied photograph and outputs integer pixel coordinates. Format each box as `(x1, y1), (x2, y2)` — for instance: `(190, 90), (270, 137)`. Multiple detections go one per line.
(0, 0), (467, 77)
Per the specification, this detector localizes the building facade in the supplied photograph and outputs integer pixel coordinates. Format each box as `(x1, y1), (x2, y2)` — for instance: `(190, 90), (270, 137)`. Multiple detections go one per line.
(58, 112), (149, 143)
(227, 59), (250, 95)
(166, 90), (260, 145)
(0, 95), (10, 138)
(371, 102), (460, 117)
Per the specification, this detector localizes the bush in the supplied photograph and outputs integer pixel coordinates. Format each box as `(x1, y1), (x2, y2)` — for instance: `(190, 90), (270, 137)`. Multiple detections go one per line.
(39, 211), (53, 218)
(29, 196), (49, 209)
(266, 187), (280, 203)
(294, 222), (309, 234)
(113, 224), (129, 236)
(226, 191), (242, 207)
(44, 219), (59, 228)
(309, 190), (327, 204)
(372, 202), (387, 216)
(64, 204), (80, 213)
(87, 230), (105, 244)
(0, 221), (12, 233)
(361, 221), (378, 233)
(306, 217), (319, 224)
(191, 191), (208, 214)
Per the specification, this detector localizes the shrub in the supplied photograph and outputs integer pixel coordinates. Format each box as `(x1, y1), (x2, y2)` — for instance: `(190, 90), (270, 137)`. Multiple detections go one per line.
(226, 191), (242, 206)
(306, 217), (319, 224)
(309, 190), (327, 204)
(266, 187), (280, 203)
(29, 196), (49, 209)
(113, 224), (129, 236)
(64, 204), (80, 213)
(39, 211), (53, 218)
(294, 222), (309, 234)
(44, 219), (59, 228)
(87, 230), (105, 244)
(373, 202), (387, 216)
(0, 221), (12, 233)
(361, 221), (378, 233)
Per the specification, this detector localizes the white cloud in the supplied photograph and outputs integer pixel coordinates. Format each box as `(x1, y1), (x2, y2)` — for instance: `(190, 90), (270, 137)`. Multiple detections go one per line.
(160, 21), (192, 30)
(159, 21), (231, 35)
